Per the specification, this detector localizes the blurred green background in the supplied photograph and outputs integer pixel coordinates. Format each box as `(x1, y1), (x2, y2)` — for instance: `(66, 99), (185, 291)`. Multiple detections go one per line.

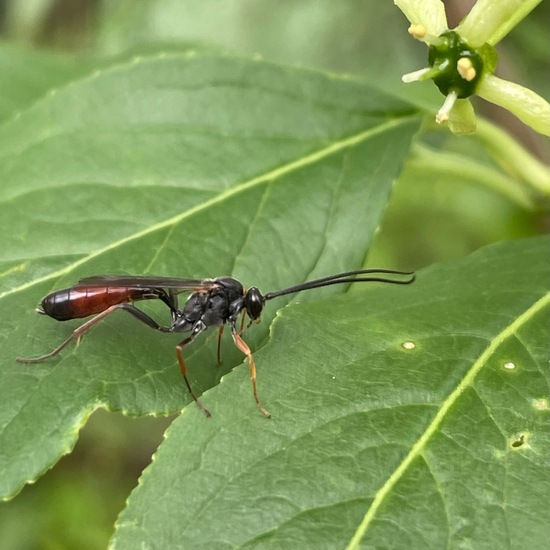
(0, 1), (548, 548)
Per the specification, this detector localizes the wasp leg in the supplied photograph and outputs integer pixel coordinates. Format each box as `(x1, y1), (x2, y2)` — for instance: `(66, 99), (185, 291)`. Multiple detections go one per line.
(17, 303), (171, 364)
(230, 326), (271, 418)
(216, 326), (224, 365)
(239, 311), (246, 335)
(176, 321), (211, 417)
(163, 289), (180, 322)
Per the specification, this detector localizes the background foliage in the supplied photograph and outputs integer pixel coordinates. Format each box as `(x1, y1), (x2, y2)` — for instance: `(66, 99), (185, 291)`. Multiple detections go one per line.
(0, 1), (548, 549)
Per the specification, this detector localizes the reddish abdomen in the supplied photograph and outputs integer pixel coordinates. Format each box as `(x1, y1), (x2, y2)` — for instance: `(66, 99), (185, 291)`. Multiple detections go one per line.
(40, 286), (151, 321)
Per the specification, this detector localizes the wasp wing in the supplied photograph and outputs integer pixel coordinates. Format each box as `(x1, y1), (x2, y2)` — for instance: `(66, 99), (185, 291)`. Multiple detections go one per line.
(76, 275), (220, 292)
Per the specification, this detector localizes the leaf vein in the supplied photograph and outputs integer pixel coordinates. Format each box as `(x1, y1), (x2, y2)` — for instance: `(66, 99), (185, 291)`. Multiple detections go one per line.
(344, 289), (550, 549)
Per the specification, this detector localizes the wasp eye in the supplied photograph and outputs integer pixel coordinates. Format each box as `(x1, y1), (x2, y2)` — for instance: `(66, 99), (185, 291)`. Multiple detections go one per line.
(245, 287), (264, 320)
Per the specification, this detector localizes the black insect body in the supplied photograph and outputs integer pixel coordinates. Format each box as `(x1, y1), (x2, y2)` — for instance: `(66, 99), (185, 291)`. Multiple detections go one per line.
(17, 269), (415, 417)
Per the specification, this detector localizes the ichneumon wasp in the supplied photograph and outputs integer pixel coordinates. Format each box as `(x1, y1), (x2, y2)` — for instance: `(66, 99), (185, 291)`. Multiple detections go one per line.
(17, 269), (415, 417)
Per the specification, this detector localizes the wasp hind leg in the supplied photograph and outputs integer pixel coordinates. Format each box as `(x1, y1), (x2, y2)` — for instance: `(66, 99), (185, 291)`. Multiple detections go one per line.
(17, 303), (171, 364)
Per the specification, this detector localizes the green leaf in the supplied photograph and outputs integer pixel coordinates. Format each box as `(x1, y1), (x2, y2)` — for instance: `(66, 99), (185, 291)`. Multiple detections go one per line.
(0, 52), (419, 499)
(0, 45), (99, 123)
(111, 236), (550, 549)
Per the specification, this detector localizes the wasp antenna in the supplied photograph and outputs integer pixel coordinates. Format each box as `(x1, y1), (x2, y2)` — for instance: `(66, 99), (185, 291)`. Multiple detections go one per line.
(264, 269), (415, 301)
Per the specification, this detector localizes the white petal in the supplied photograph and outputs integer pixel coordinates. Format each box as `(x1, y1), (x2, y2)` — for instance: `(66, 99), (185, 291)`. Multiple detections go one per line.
(477, 75), (550, 136)
(436, 91), (458, 124)
(394, 0), (448, 38)
(402, 68), (431, 83)
(457, 0), (542, 47)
